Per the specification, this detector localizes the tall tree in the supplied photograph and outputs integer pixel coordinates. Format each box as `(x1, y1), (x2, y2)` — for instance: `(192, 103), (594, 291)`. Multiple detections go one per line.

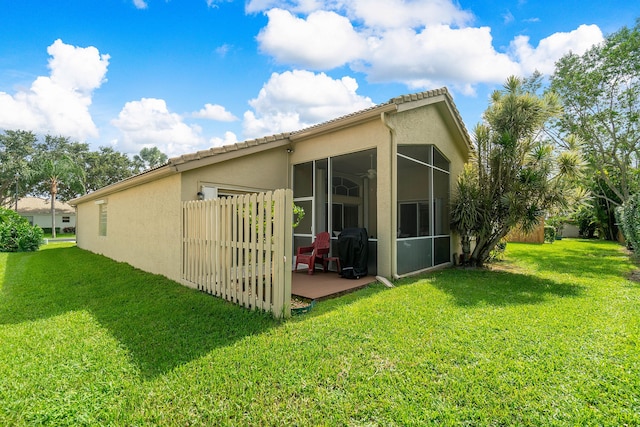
(31, 135), (91, 201)
(84, 147), (135, 192)
(0, 130), (37, 208)
(451, 76), (582, 267)
(550, 20), (640, 238)
(133, 147), (168, 172)
(29, 155), (85, 238)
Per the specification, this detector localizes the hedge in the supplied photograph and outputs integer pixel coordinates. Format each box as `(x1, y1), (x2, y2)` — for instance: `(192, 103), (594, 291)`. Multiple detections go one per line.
(616, 193), (640, 254)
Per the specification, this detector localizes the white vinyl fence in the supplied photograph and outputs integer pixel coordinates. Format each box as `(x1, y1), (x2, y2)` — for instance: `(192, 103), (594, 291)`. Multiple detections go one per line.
(182, 189), (293, 318)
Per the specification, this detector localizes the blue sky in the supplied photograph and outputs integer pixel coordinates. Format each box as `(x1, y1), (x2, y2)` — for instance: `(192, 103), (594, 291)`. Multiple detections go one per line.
(0, 0), (637, 157)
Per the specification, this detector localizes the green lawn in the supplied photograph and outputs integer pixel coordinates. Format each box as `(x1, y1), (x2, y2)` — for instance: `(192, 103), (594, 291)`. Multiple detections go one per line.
(41, 232), (76, 239)
(0, 240), (638, 426)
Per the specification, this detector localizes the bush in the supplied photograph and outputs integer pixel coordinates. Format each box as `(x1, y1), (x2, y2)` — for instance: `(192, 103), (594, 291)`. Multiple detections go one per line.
(0, 207), (44, 252)
(488, 239), (507, 262)
(616, 193), (640, 254)
(544, 225), (556, 243)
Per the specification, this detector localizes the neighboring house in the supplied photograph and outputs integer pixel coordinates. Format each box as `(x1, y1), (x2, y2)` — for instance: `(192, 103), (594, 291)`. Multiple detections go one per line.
(562, 224), (581, 238)
(16, 197), (76, 232)
(70, 88), (471, 284)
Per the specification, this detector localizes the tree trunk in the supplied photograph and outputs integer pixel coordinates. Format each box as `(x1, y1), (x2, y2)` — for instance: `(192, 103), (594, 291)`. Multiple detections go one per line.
(50, 194), (56, 239)
(469, 229), (509, 267)
(51, 179), (57, 239)
(460, 234), (471, 266)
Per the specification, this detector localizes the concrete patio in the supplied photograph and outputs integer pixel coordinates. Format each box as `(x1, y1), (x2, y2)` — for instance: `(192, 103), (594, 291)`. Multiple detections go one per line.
(291, 269), (376, 300)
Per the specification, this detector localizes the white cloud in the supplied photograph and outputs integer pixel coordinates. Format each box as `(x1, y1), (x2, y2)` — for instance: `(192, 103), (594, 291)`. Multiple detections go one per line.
(361, 25), (520, 90)
(209, 131), (239, 147)
(133, 0), (148, 9)
(215, 44), (231, 57)
(254, 2), (515, 89)
(0, 39), (109, 140)
(246, 0), (325, 14)
(242, 69), (374, 138)
(344, 0), (473, 29)
(257, 8), (367, 69)
(207, 0), (234, 8)
(503, 10), (515, 24)
(510, 24), (604, 75)
(193, 104), (238, 121)
(111, 98), (205, 157)
(247, 0), (473, 26)
(251, 1), (606, 94)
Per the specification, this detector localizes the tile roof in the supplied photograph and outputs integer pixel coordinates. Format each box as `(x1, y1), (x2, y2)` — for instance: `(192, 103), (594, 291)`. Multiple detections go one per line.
(16, 197), (75, 215)
(70, 87), (471, 205)
(169, 87), (469, 166)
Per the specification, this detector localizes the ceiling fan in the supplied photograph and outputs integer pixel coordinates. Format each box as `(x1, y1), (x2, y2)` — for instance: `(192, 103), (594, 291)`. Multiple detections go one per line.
(359, 154), (376, 180)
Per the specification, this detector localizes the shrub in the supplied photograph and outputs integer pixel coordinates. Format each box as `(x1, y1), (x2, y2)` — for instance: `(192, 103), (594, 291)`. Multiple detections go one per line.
(616, 193), (640, 254)
(488, 239), (507, 262)
(544, 225), (556, 243)
(0, 207), (44, 252)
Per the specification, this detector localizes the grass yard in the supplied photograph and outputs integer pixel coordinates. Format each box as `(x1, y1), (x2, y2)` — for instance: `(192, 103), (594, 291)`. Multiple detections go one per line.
(41, 232), (76, 239)
(0, 240), (638, 426)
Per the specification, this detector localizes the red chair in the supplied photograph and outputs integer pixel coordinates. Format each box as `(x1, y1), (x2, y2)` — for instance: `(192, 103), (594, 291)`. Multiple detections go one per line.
(295, 232), (330, 275)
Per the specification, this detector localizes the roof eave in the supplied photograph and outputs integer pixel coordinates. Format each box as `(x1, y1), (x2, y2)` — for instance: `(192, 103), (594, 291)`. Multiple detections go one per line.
(290, 103), (397, 142)
(171, 135), (292, 173)
(69, 165), (177, 206)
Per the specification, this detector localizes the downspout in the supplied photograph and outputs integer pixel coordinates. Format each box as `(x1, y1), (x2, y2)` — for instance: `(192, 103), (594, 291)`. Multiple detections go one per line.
(381, 110), (399, 280)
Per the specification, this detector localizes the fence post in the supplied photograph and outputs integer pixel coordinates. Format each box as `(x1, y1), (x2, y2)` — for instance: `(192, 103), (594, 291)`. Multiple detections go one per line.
(272, 189), (293, 318)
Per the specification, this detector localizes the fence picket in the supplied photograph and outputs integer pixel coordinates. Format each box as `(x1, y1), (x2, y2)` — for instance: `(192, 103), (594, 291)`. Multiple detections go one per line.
(181, 190), (292, 317)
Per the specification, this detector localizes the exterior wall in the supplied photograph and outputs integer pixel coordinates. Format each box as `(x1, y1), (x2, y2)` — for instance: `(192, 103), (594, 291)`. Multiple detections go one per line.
(180, 147), (289, 201)
(25, 213), (76, 230)
(562, 224), (580, 238)
(73, 95), (470, 282)
(76, 174), (182, 281)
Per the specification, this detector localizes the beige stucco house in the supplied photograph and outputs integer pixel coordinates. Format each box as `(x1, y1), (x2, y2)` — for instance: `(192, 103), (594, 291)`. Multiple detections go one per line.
(70, 88), (471, 285)
(17, 197), (76, 232)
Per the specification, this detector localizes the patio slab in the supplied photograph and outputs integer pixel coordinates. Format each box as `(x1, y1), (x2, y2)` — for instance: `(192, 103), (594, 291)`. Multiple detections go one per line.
(291, 269), (376, 300)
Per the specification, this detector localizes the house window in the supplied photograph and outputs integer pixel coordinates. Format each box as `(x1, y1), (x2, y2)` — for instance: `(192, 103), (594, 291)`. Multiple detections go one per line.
(332, 176), (360, 197)
(62, 216), (70, 223)
(98, 203), (107, 236)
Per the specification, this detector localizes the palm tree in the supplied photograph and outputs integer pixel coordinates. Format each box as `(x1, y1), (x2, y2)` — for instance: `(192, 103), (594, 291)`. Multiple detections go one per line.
(451, 76), (583, 266)
(29, 156), (85, 238)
